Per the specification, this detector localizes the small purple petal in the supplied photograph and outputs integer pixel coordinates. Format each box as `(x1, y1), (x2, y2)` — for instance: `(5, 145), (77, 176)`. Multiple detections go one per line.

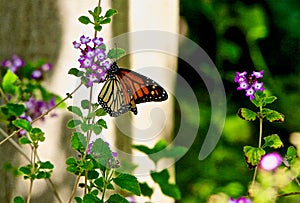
(73, 41), (81, 49)
(112, 152), (118, 157)
(252, 81), (264, 91)
(80, 35), (91, 44)
(252, 70), (264, 79)
(237, 81), (249, 90)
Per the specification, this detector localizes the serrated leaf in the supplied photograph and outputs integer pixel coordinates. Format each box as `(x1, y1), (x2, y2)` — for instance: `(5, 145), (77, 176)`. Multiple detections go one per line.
(243, 146), (266, 168)
(29, 128), (45, 142)
(107, 48), (126, 60)
(13, 196), (25, 203)
(97, 119), (107, 129)
(237, 108), (257, 121)
(67, 119), (82, 129)
(262, 108), (285, 122)
(106, 194), (129, 203)
(105, 9), (117, 17)
(139, 182), (153, 198)
(67, 106), (83, 118)
(79, 16), (92, 24)
(2, 70), (19, 94)
(113, 173), (141, 195)
(19, 137), (31, 145)
(262, 134), (283, 149)
(12, 119), (32, 131)
(91, 138), (113, 167)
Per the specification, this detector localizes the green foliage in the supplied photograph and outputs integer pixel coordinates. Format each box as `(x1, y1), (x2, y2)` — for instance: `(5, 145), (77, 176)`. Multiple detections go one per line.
(19, 161), (54, 180)
(13, 196), (25, 203)
(113, 173), (141, 195)
(243, 146), (266, 167)
(107, 48), (126, 60)
(2, 70), (19, 95)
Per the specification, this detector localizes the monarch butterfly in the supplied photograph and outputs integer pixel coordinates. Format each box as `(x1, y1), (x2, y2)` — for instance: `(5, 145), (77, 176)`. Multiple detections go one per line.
(98, 62), (168, 117)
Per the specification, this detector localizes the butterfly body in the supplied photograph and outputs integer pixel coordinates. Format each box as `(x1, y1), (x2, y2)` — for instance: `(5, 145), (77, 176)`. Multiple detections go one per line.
(98, 62), (168, 117)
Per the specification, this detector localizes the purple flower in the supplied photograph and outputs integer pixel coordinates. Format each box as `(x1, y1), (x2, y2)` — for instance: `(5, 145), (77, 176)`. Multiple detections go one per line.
(93, 37), (103, 46)
(87, 73), (99, 87)
(2, 54), (24, 73)
(80, 35), (91, 44)
(259, 152), (282, 171)
(41, 63), (52, 72)
(24, 97), (56, 121)
(31, 69), (43, 79)
(125, 196), (136, 203)
(73, 41), (81, 49)
(234, 70), (265, 100)
(228, 197), (252, 203)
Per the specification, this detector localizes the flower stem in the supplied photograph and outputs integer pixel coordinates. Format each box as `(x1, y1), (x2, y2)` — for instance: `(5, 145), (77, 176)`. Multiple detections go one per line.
(68, 173), (82, 203)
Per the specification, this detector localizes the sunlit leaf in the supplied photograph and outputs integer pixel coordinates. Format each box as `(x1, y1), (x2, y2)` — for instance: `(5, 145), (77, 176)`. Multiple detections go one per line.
(262, 134), (283, 149)
(243, 146), (266, 168)
(237, 108), (257, 121)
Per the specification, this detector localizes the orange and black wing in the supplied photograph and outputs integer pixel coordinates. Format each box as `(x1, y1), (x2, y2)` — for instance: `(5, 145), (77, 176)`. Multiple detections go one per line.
(98, 62), (168, 117)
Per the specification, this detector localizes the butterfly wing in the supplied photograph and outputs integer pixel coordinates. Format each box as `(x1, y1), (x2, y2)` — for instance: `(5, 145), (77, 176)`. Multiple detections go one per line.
(117, 68), (168, 104)
(98, 76), (133, 117)
(98, 62), (168, 117)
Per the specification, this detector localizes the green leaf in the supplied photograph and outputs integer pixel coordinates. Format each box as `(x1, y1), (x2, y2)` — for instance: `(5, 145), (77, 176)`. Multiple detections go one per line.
(74, 197), (82, 203)
(151, 169), (170, 185)
(13, 196), (25, 203)
(91, 138), (113, 167)
(82, 193), (102, 203)
(79, 16), (92, 24)
(262, 134), (283, 149)
(95, 108), (106, 116)
(107, 48), (126, 60)
(139, 182), (153, 198)
(92, 125), (102, 135)
(67, 106), (83, 118)
(7, 103), (25, 117)
(39, 161), (54, 169)
(68, 68), (84, 77)
(96, 119), (107, 129)
(29, 128), (45, 142)
(237, 108), (257, 121)
(12, 119), (32, 131)
(132, 145), (152, 155)
(66, 157), (77, 165)
(81, 100), (90, 109)
(66, 119), (82, 129)
(87, 112), (95, 119)
(286, 146), (297, 163)
(263, 96), (277, 105)
(80, 122), (91, 132)
(105, 9), (117, 17)
(106, 194), (129, 203)
(94, 25), (102, 32)
(113, 173), (141, 195)
(93, 6), (102, 15)
(87, 170), (99, 179)
(160, 183), (181, 200)
(262, 108), (285, 122)
(19, 165), (31, 176)
(19, 137), (32, 145)
(100, 18), (111, 24)
(71, 132), (86, 153)
(243, 146), (266, 168)
(2, 70), (19, 94)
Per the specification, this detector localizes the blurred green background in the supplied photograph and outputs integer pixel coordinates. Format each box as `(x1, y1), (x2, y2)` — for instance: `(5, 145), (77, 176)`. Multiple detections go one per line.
(176, 0), (300, 202)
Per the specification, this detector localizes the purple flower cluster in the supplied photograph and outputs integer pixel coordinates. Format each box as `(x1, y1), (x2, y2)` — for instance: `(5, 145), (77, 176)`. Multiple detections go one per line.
(2, 54), (24, 73)
(234, 70), (264, 100)
(31, 63), (52, 80)
(228, 196), (252, 203)
(73, 35), (110, 87)
(2, 54), (52, 80)
(21, 97), (56, 121)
